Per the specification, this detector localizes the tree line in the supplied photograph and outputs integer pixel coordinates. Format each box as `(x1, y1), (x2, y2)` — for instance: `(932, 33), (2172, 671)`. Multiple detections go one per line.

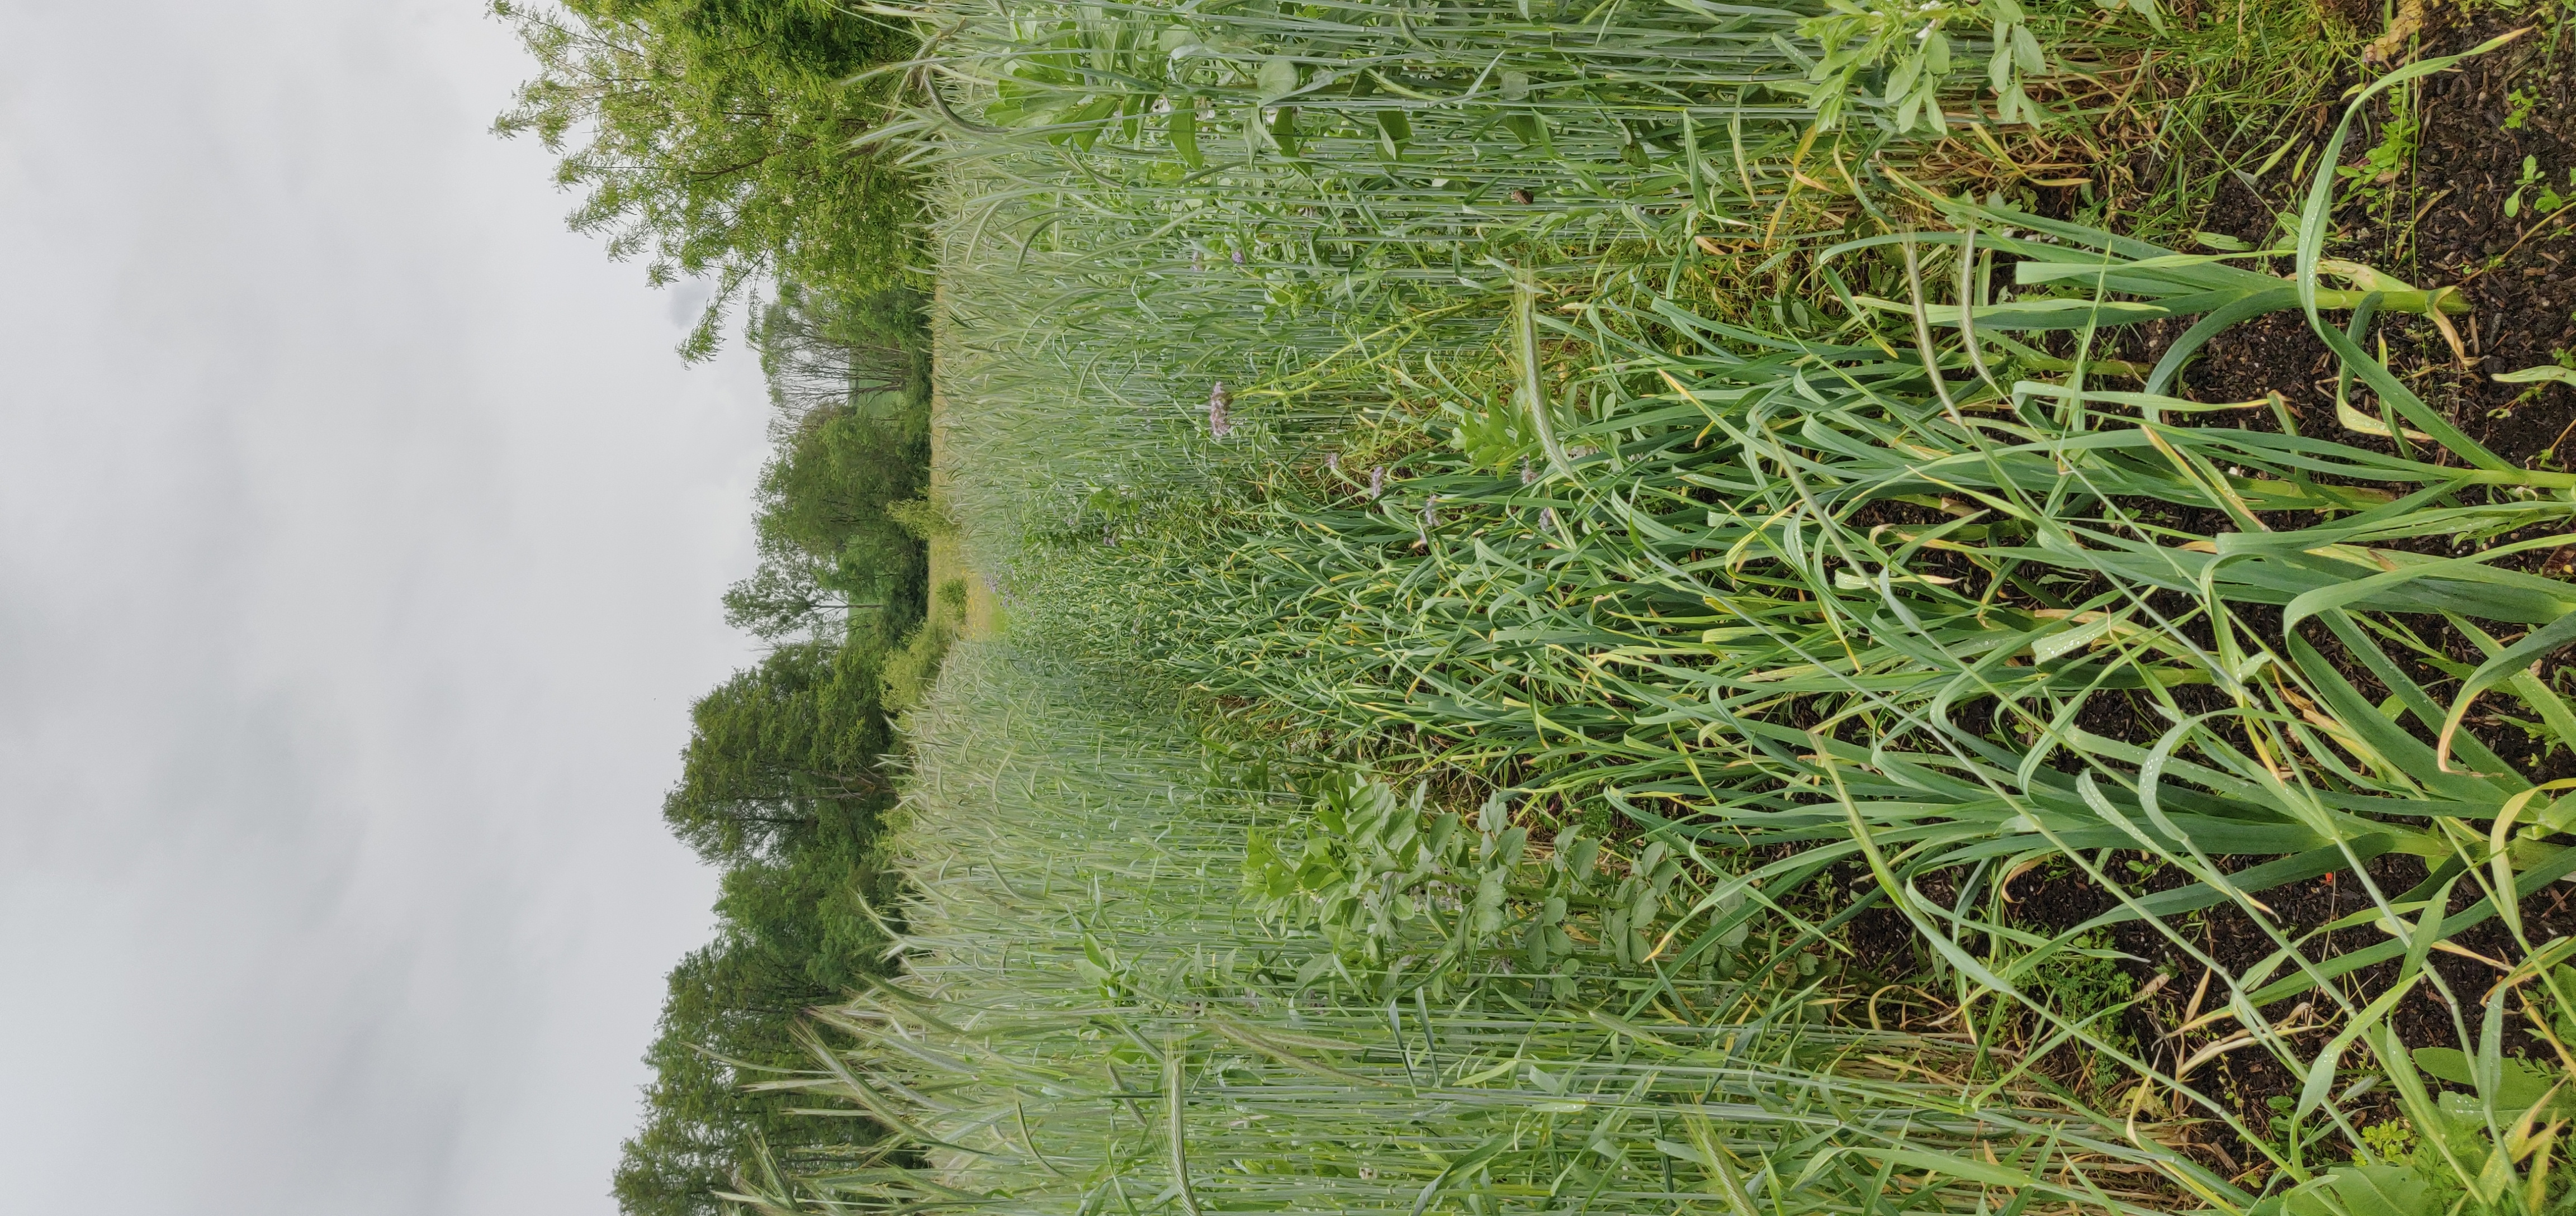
(490, 3), (935, 1212)
(618, 292), (930, 1216)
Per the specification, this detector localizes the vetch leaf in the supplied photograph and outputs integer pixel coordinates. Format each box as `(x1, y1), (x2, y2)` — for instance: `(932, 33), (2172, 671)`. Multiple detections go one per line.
(1256, 56), (1299, 101)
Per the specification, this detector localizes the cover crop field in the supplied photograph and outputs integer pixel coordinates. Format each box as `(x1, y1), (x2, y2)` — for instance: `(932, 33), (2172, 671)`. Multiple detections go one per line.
(507, 1), (2576, 1213)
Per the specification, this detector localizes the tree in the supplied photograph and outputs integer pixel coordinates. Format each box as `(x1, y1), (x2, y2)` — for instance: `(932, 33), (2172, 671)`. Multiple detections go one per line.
(828, 516), (927, 626)
(754, 407), (926, 560)
(721, 544), (861, 642)
(751, 281), (930, 421)
(491, 0), (920, 358)
(624, 681), (905, 1216)
(662, 641), (894, 865)
(717, 402), (929, 644)
(611, 840), (896, 1216)
(742, 406), (931, 633)
(716, 820), (896, 999)
(613, 953), (768, 1216)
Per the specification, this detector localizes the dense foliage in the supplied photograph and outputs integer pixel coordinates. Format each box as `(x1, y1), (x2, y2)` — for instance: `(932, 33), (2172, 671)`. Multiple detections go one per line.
(612, 811), (892, 1216)
(751, 281), (931, 417)
(490, 0), (920, 358)
(661, 642), (894, 866)
(494, 0), (2576, 1213)
(491, 5), (944, 1205)
(610, 319), (928, 1215)
(779, 1), (2576, 1213)
(723, 286), (934, 643)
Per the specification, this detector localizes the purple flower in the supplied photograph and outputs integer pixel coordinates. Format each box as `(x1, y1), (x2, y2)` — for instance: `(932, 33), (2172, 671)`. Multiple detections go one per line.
(1367, 466), (1386, 500)
(1208, 381), (1233, 439)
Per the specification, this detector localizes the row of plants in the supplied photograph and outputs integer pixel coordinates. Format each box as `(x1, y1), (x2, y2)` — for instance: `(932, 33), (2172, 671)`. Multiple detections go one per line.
(734, 642), (2227, 1215)
(912, 0), (2176, 557)
(858, 0), (2576, 1207)
(1166, 84), (2576, 1195)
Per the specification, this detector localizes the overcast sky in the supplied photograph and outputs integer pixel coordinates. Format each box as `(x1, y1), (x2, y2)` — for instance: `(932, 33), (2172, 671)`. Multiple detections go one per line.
(0, 4), (776, 1213)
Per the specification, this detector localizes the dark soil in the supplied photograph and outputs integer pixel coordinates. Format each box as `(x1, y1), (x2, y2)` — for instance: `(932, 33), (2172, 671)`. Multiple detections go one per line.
(2194, 11), (2576, 735)
(2170, 10), (2576, 477)
(2044, 853), (2576, 1174)
(2408, 18), (2576, 456)
(2095, 10), (2576, 778)
(1830, 849), (2576, 1181)
(1845, 34), (2576, 778)
(1746, 11), (2576, 1189)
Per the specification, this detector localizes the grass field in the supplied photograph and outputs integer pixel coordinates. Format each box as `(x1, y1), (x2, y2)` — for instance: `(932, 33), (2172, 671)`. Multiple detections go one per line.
(730, 2), (2576, 1213)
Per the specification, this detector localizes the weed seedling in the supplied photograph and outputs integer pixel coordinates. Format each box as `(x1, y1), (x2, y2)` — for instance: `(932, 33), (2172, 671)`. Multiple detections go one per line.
(2339, 79), (2418, 216)
(2504, 155), (2575, 219)
(2509, 154), (2545, 217)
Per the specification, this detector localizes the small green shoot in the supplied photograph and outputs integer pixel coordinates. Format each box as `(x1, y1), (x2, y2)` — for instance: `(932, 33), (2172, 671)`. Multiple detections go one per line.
(2508, 154), (2544, 217)
(2337, 78), (2418, 213)
(2506, 86), (2539, 130)
(2503, 156), (2575, 220)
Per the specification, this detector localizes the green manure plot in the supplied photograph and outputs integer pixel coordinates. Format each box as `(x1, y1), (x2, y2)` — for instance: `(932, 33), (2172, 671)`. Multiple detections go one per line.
(864, 25), (2576, 1216)
(788, 10), (2576, 1216)
(489, 0), (2576, 1213)
(730, 642), (2212, 1215)
(1156, 50), (2576, 1198)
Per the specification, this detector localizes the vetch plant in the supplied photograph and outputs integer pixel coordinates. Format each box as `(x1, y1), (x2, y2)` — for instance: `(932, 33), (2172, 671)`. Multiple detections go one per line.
(2504, 154), (2574, 220)
(1794, 0), (2113, 131)
(1246, 772), (1703, 996)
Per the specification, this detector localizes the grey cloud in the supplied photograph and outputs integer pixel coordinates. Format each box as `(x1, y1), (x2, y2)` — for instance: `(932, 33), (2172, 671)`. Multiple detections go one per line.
(0, 2), (769, 1212)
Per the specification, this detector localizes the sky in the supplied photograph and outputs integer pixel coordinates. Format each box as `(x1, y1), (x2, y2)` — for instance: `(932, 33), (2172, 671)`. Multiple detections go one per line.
(0, 3), (776, 1213)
